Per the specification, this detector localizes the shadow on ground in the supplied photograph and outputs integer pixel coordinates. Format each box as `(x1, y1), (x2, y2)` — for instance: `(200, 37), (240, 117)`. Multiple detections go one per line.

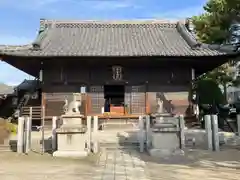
(115, 130), (240, 179)
(7, 137), (53, 154)
(117, 130), (240, 169)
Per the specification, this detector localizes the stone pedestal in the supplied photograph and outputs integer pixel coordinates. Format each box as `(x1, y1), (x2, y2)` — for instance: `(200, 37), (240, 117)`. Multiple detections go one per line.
(53, 113), (89, 158)
(149, 133), (183, 157)
(148, 114), (184, 157)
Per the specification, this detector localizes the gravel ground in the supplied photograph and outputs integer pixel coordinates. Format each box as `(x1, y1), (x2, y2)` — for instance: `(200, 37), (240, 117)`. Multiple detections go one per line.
(142, 148), (240, 180)
(0, 151), (99, 180)
(1, 148), (240, 180)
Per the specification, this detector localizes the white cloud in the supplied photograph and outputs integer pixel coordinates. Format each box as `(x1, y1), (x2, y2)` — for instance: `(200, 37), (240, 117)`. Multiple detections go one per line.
(0, 0), (141, 13)
(151, 6), (205, 20)
(0, 0), (63, 11)
(92, 1), (141, 10)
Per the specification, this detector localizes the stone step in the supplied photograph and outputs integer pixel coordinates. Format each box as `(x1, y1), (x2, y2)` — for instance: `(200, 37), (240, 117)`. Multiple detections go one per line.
(102, 124), (135, 130)
(100, 142), (140, 150)
(0, 145), (11, 152)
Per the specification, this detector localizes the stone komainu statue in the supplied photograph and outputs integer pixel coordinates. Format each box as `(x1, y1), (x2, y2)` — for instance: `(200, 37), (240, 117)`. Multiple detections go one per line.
(63, 94), (82, 114)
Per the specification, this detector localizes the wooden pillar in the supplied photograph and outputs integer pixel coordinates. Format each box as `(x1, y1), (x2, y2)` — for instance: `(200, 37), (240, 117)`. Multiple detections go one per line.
(145, 82), (150, 114)
(84, 94), (88, 116)
(146, 92), (150, 114)
(191, 68), (195, 80)
(41, 93), (46, 107)
(88, 94), (92, 115)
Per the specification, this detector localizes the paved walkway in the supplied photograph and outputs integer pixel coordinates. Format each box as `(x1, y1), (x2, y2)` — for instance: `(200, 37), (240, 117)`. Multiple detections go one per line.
(93, 148), (150, 180)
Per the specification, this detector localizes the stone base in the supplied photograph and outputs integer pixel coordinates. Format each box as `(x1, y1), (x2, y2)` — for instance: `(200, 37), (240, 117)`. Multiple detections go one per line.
(53, 150), (88, 158)
(92, 141), (100, 153)
(148, 148), (184, 157)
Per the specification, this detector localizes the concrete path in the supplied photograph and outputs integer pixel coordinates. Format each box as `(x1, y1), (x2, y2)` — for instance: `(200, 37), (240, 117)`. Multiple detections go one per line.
(93, 148), (150, 180)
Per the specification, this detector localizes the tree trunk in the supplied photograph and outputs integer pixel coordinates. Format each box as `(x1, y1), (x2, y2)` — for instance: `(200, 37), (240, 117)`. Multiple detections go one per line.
(223, 83), (227, 104)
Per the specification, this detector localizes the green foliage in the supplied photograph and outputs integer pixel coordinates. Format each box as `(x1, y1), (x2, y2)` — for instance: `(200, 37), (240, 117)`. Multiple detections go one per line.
(192, 0), (240, 44)
(191, 0), (240, 92)
(195, 79), (225, 105)
(5, 122), (17, 135)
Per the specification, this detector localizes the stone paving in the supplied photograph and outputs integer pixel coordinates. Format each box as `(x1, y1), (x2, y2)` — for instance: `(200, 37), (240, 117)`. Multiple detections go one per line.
(93, 148), (150, 180)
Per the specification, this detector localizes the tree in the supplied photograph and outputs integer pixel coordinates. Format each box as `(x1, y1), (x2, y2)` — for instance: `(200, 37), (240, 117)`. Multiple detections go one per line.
(191, 0), (240, 101)
(192, 0), (240, 44)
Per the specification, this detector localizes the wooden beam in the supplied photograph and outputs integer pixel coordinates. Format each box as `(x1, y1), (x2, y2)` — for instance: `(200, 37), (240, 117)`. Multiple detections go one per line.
(146, 92), (150, 114)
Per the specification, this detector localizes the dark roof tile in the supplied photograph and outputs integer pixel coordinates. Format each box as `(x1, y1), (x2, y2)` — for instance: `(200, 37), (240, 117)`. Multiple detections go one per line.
(0, 20), (238, 57)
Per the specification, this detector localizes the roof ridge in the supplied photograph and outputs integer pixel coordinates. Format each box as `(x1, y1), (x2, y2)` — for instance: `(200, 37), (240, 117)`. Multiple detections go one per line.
(177, 20), (240, 53)
(0, 44), (33, 51)
(40, 18), (179, 25)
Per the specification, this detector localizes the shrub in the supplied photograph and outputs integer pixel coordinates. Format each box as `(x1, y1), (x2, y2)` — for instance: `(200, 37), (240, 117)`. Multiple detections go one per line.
(195, 79), (225, 105)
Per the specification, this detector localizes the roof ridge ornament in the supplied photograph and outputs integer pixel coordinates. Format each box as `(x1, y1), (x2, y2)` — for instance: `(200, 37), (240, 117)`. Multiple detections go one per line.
(176, 21), (201, 49)
(32, 18), (49, 50)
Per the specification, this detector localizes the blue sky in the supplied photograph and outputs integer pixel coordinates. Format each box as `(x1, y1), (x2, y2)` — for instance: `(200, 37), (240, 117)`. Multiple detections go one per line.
(0, 0), (207, 86)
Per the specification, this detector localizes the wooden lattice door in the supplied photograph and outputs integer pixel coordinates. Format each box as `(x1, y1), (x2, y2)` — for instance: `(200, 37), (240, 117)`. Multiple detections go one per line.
(129, 85), (146, 114)
(45, 93), (74, 117)
(89, 86), (104, 114)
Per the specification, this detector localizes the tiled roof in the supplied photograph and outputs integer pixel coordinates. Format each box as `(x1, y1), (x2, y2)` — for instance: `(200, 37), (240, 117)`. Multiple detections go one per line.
(0, 19), (239, 57)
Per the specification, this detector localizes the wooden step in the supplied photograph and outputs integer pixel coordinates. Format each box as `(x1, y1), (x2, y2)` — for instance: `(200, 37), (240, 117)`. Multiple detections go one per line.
(21, 106), (42, 122)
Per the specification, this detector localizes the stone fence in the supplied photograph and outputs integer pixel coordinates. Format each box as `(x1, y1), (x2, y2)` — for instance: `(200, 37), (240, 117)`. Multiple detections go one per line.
(137, 114), (240, 157)
(15, 112), (240, 157)
(17, 115), (100, 157)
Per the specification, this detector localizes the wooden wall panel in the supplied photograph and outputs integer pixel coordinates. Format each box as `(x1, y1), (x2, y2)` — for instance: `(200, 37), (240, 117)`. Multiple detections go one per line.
(44, 92), (86, 117)
(42, 59), (193, 117)
(147, 85), (190, 116)
(89, 86), (104, 115)
(130, 85), (146, 115)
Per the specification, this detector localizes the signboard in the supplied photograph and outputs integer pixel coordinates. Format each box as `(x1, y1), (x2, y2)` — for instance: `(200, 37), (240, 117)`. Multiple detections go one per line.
(112, 66), (123, 80)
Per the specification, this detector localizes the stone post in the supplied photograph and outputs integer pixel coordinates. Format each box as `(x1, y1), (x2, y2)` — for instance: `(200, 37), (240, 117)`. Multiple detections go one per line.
(41, 106), (45, 154)
(29, 107), (32, 149)
(211, 114), (220, 151)
(139, 116), (144, 153)
(25, 116), (32, 154)
(204, 115), (213, 151)
(17, 117), (25, 154)
(52, 116), (58, 152)
(93, 116), (99, 153)
(179, 114), (185, 149)
(145, 115), (151, 150)
(237, 114), (240, 136)
(93, 116), (98, 133)
(87, 116), (92, 153)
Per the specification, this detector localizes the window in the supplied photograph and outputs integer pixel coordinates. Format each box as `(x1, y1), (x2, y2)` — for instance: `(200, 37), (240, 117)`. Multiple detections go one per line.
(80, 86), (86, 93)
